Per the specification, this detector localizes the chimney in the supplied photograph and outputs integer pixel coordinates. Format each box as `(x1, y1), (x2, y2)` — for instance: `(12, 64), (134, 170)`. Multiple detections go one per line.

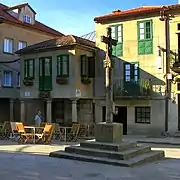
(112, 9), (121, 13)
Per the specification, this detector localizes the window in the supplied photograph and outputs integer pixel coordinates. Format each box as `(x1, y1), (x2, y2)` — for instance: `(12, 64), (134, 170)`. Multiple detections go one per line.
(18, 41), (27, 50)
(4, 38), (13, 53)
(24, 59), (34, 78)
(177, 23), (180, 30)
(111, 24), (123, 57)
(17, 72), (20, 87)
(23, 15), (31, 23)
(57, 55), (69, 77)
(81, 55), (88, 77)
(138, 20), (153, 55)
(3, 71), (12, 87)
(135, 107), (151, 124)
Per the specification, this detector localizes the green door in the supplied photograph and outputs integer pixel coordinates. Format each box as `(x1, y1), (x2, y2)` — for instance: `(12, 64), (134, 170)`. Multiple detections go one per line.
(39, 57), (52, 91)
(123, 63), (140, 96)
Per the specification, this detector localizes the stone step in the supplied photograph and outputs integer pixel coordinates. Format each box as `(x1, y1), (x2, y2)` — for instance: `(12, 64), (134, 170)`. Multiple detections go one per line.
(49, 150), (164, 167)
(80, 141), (137, 152)
(65, 145), (151, 160)
(174, 131), (180, 137)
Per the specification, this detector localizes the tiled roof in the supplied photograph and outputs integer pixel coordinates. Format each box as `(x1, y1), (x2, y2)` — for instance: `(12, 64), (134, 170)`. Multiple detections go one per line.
(0, 3), (63, 36)
(94, 4), (180, 22)
(81, 31), (96, 42)
(16, 35), (96, 54)
(7, 3), (36, 14)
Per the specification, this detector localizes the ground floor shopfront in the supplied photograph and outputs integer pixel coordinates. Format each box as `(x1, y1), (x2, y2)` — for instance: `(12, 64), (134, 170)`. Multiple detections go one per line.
(94, 98), (178, 136)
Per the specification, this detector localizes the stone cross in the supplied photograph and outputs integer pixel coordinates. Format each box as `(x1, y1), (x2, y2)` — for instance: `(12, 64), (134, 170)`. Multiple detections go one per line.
(101, 27), (117, 123)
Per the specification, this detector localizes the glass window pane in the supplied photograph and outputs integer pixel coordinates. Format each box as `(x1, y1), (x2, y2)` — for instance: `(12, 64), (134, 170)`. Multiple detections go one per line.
(139, 22), (144, 28)
(111, 26), (115, 33)
(140, 29), (144, 34)
(44, 58), (50, 76)
(125, 70), (130, 76)
(140, 34), (144, 40)
(125, 64), (130, 70)
(125, 76), (130, 82)
(118, 36), (122, 42)
(62, 56), (68, 75)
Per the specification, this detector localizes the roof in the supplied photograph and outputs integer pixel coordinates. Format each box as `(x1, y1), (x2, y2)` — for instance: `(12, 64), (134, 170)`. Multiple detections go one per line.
(0, 3), (63, 36)
(16, 35), (96, 54)
(81, 31), (96, 42)
(94, 4), (180, 22)
(7, 3), (36, 14)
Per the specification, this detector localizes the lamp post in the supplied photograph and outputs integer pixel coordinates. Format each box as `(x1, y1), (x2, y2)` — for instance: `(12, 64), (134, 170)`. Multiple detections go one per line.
(0, 16), (4, 24)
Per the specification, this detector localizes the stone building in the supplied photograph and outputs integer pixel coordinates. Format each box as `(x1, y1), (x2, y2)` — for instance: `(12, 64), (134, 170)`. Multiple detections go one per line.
(0, 2), (63, 122)
(93, 4), (180, 136)
(16, 35), (96, 125)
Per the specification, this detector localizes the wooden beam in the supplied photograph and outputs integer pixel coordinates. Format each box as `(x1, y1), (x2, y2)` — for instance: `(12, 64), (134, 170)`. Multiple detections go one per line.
(100, 36), (117, 46)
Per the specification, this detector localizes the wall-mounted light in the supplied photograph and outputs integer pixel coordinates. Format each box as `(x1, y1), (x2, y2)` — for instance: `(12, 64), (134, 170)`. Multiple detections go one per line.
(157, 48), (162, 69)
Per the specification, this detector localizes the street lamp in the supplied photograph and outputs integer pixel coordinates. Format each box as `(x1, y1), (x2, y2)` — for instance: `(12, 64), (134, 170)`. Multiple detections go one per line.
(0, 16), (4, 24)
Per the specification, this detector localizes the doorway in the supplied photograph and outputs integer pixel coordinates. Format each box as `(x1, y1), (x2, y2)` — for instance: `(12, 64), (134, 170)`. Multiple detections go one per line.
(178, 94), (180, 130)
(102, 106), (127, 135)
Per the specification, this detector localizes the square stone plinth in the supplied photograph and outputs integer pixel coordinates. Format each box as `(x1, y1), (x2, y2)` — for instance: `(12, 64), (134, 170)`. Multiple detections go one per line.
(95, 122), (123, 143)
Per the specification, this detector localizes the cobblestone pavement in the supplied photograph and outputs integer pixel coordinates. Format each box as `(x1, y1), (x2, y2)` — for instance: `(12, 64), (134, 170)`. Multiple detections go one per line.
(0, 152), (180, 180)
(0, 140), (180, 179)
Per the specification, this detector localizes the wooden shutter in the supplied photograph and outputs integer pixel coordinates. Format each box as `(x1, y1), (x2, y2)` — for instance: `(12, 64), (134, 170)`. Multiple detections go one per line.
(39, 58), (43, 91)
(43, 57), (52, 91)
(88, 57), (95, 78)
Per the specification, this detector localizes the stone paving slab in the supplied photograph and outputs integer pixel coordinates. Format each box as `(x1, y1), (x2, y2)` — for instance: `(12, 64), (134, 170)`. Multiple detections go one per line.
(0, 152), (180, 180)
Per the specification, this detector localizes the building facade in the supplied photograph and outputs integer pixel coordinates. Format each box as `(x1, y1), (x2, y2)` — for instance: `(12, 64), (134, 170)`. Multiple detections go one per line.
(16, 35), (96, 125)
(0, 3), (63, 122)
(94, 5), (180, 136)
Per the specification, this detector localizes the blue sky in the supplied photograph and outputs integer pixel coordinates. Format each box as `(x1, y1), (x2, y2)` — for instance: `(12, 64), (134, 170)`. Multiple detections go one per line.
(1, 0), (179, 36)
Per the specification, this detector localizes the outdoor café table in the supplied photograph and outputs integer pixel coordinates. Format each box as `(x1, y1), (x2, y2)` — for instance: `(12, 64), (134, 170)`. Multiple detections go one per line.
(59, 126), (72, 142)
(24, 126), (44, 144)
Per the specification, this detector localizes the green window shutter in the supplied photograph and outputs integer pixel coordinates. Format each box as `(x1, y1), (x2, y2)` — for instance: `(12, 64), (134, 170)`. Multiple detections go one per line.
(88, 57), (95, 78)
(57, 56), (61, 76)
(39, 58), (43, 91)
(24, 60), (28, 78)
(43, 57), (52, 91)
(137, 20), (153, 55)
(80, 55), (88, 77)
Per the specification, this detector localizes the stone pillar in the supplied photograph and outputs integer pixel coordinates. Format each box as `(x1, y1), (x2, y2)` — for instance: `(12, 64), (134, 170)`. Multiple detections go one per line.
(9, 99), (14, 121)
(46, 99), (52, 123)
(71, 99), (78, 123)
(20, 100), (25, 122)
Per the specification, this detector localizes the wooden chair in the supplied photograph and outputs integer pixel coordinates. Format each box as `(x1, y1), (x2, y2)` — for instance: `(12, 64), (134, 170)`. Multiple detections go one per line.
(35, 123), (55, 144)
(54, 123), (64, 140)
(15, 122), (34, 144)
(67, 123), (80, 142)
(79, 124), (88, 137)
(10, 122), (20, 141)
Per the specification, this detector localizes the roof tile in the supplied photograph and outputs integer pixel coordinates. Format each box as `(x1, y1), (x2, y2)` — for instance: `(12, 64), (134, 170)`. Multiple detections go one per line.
(0, 3), (63, 36)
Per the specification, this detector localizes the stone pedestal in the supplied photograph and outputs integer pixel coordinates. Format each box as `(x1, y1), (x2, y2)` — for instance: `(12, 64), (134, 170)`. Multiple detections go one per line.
(95, 122), (123, 143)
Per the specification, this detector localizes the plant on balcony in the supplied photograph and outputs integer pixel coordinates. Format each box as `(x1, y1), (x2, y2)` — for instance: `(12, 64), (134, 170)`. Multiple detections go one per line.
(39, 91), (51, 99)
(23, 77), (34, 86)
(81, 76), (91, 84)
(56, 76), (68, 85)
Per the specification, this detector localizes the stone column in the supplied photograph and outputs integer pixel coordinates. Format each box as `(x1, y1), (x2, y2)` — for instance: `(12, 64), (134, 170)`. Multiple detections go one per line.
(20, 100), (25, 122)
(46, 99), (52, 123)
(9, 99), (14, 121)
(71, 99), (78, 123)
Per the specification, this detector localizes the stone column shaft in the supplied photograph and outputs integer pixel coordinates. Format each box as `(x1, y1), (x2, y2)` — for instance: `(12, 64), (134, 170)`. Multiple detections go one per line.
(9, 99), (14, 121)
(46, 99), (52, 123)
(20, 100), (25, 122)
(72, 100), (77, 123)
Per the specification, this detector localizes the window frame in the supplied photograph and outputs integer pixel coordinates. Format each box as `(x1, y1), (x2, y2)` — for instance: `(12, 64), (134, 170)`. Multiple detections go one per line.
(110, 24), (123, 57)
(137, 20), (153, 41)
(3, 71), (12, 87)
(80, 55), (89, 77)
(24, 59), (35, 79)
(17, 72), (20, 87)
(57, 55), (69, 77)
(135, 107), (151, 124)
(18, 41), (27, 50)
(3, 38), (13, 54)
(23, 15), (31, 23)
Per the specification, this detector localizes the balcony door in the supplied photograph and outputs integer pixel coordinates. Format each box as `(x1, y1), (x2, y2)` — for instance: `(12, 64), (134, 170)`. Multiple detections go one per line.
(39, 57), (52, 91)
(123, 63), (140, 96)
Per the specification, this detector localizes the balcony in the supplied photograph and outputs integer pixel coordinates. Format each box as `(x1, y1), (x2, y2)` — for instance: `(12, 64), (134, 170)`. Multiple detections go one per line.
(113, 78), (152, 99)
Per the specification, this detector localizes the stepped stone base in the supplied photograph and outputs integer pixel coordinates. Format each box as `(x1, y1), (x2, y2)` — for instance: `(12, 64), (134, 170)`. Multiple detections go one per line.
(49, 141), (165, 167)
